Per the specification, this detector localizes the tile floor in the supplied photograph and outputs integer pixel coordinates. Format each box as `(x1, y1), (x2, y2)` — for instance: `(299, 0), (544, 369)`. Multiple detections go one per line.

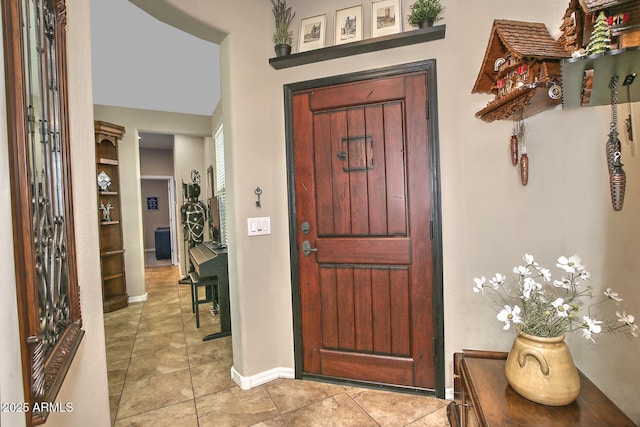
(104, 265), (451, 426)
(144, 250), (172, 268)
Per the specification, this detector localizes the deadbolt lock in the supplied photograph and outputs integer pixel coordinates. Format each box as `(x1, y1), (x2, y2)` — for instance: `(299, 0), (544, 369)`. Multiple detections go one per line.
(301, 221), (310, 235)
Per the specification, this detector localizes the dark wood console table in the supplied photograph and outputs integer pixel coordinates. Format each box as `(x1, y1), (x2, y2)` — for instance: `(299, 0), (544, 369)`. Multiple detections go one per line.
(448, 350), (635, 427)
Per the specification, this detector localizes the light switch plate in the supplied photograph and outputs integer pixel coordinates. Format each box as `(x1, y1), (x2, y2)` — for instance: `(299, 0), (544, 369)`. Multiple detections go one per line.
(247, 217), (271, 236)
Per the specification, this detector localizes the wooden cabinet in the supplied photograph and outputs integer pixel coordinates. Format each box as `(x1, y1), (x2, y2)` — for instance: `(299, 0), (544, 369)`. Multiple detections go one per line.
(95, 121), (128, 312)
(448, 350), (635, 427)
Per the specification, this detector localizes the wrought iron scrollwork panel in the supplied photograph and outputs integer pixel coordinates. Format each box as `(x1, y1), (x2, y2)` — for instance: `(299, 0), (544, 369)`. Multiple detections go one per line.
(3, 0), (84, 424)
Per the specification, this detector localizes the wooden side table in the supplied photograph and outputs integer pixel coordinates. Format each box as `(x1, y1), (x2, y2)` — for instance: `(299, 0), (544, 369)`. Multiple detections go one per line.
(447, 350), (636, 427)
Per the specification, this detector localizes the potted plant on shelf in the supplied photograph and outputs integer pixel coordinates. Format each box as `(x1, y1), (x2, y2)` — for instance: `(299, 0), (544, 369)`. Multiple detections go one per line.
(271, 0), (295, 57)
(407, 0), (444, 28)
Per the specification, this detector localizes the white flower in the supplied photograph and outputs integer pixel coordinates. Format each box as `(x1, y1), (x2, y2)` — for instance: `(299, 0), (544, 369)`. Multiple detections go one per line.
(523, 254), (536, 266)
(522, 277), (541, 300)
(513, 265), (530, 276)
(489, 273), (505, 289)
(553, 277), (571, 290)
(617, 311), (639, 337)
(539, 268), (552, 282)
(556, 255), (583, 274)
(473, 276), (486, 294)
(497, 305), (522, 330)
(552, 298), (571, 317)
(604, 288), (623, 303)
(581, 316), (603, 343)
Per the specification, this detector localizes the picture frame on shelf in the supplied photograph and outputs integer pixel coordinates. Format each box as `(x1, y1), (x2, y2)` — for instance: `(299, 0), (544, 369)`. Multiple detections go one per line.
(371, 0), (402, 38)
(299, 14), (327, 52)
(335, 5), (363, 45)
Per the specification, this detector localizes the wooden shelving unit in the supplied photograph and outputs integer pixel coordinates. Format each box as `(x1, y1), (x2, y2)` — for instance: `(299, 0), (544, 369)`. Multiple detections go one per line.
(95, 121), (128, 312)
(269, 25), (446, 70)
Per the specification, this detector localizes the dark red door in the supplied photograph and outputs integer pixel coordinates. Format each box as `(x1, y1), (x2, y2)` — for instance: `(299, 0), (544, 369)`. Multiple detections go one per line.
(291, 69), (436, 389)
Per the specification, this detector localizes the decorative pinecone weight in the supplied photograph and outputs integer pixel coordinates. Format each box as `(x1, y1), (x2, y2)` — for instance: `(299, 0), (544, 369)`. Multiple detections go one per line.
(606, 133), (620, 174)
(510, 135), (518, 166)
(610, 161), (626, 212)
(520, 153), (529, 186)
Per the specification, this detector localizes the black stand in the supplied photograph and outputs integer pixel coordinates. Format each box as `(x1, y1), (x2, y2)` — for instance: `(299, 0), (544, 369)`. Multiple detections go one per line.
(203, 330), (231, 341)
(202, 259), (231, 341)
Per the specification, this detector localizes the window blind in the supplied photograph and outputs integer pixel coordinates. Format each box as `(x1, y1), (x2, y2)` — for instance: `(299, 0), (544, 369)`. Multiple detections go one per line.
(214, 125), (228, 246)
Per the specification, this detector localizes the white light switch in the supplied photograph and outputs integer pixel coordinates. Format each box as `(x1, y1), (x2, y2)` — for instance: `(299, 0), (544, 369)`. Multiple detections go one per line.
(248, 217), (271, 236)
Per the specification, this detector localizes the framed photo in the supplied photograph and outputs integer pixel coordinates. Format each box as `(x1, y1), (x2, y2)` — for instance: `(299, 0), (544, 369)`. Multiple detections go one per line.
(147, 196), (159, 211)
(371, 0), (402, 38)
(299, 14), (326, 52)
(335, 5), (363, 45)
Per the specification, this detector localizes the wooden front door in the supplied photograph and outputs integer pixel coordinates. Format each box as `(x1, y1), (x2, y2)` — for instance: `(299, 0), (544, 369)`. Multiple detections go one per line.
(287, 62), (442, 391)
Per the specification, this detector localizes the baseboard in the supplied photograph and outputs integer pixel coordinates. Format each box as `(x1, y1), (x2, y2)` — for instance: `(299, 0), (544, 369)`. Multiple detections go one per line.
(230, 366), (295, 390)
(229, 365), (453, 399)
(128, 292), (148, 303)
(445, 387), (455, 400)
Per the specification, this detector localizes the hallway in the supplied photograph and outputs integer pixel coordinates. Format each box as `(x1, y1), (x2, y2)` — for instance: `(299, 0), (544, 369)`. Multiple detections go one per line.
(104, 266), (450, 426)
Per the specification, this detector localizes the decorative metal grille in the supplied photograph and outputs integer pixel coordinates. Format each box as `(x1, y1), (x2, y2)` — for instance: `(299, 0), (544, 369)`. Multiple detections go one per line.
(4, 0), (84, 424)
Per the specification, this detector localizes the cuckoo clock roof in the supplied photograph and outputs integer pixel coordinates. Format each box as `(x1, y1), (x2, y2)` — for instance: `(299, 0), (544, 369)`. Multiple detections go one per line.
(579, 0), (634, 12)
(472, 20), (570, 94)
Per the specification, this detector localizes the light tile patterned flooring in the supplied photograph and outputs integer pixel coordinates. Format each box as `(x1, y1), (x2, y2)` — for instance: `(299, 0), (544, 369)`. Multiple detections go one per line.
(104, 265), (451, 426)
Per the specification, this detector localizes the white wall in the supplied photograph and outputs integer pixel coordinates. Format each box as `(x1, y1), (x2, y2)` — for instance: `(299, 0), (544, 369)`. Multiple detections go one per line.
(139, 0), (640, 421)
(2, 1), (112, 425)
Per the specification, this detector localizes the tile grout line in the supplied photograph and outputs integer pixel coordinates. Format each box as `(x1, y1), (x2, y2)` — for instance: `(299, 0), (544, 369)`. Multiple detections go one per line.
(110, 285), (144, 425)
(175, 269), (203, 426)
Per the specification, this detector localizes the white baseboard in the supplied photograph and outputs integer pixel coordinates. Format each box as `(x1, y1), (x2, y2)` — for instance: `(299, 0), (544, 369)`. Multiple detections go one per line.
(445, 387), (455, 400)
(230, 366), (295, 390)
(229, 366), (456, 400)
(128, 292), (148, 303)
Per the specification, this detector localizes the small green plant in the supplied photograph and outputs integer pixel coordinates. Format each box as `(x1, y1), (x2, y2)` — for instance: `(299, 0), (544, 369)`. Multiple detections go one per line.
(271, 0), (295, 46)
(407, 0), (444, 27)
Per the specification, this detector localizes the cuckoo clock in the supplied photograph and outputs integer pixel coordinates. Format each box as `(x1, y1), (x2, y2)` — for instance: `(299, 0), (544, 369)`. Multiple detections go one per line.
(579, 0), (640, 48)
(472, 20), (572, 122)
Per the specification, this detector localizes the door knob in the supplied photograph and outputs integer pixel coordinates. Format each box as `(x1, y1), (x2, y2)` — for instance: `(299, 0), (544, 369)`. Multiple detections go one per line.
(302, 240), (318, 256)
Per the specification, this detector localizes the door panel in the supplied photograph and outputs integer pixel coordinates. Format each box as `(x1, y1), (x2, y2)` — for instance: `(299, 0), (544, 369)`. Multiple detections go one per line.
(291, 69), (436, 389)
(316, 237), (411, 264)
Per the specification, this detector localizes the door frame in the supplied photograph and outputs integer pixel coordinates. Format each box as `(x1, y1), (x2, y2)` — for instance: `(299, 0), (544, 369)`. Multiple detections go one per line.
(284, 60), (445, 397)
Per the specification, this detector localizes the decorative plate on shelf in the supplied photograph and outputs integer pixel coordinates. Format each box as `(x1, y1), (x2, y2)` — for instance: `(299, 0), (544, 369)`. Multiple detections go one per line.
(97, 170), (111, 191)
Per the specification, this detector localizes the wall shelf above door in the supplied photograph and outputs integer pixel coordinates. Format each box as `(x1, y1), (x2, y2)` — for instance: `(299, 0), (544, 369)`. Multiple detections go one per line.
(269, 25), (446, 70)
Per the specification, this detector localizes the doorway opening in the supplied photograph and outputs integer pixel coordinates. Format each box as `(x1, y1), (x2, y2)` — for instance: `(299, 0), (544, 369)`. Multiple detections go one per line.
(139, 132), (179, 268)
(140, 176), (178, 267)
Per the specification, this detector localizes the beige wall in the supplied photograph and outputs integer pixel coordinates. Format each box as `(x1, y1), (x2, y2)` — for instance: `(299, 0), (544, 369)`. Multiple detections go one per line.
(3, 1), (640, 426)
(0, 12), (26, 427)
(142, 0), (640, 421)
(140, 146), (174, 176)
